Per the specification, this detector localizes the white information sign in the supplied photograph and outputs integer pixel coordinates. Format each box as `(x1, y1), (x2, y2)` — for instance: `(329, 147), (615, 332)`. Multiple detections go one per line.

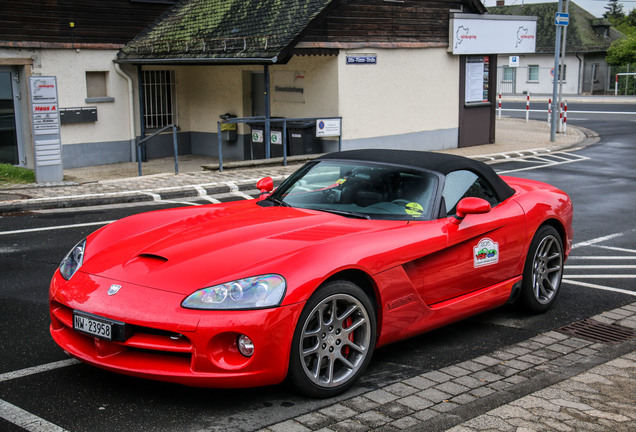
(29, 76), (63, 181)
(316, 119), (341, 137)
(509, 56), (520, 67)
(451, 16), (537, 55)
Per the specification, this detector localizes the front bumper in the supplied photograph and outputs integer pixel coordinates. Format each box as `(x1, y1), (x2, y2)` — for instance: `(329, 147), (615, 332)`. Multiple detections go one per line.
(49, 271), (304, 388)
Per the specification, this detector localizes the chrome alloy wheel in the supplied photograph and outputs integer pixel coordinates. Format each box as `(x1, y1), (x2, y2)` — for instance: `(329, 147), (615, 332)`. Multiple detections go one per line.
(531, 234), (563, 304)
(299, 293), (372, 388)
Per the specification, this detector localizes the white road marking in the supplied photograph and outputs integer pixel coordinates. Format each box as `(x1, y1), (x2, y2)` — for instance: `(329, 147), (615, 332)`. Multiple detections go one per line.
(563, 275), (636, 279)
(566, 265), (636, 269)
(562, 279), (636, 297)
(225, 181), (255, 200)
(194, 185), (221, 203)
(572, 229), (636, 249)
(0, 220), (114, 236)
(0, 359), (80, 383)
(0, 399), (69, 432)
(142, 191), (162, 201)
(595, 245), (636, 254)
(568, 256), (636, 260)
(497, 152), (590, 174)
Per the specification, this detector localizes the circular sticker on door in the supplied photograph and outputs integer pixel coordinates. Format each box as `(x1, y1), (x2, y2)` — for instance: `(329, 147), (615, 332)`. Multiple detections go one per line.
(405, 202), (423, 217)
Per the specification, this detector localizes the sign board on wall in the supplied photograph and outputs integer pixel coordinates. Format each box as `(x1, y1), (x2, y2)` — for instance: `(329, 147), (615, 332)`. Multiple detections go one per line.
(316, 119), (341, 137)
(465, 56), (490, 104)
(451, 15), (537, 55)
(273, 71), (305, 103)
(29, 76), (63, 182)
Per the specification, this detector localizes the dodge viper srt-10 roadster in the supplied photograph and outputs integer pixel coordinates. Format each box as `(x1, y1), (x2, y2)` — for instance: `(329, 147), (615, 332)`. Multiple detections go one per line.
(50, 149), (573, 397)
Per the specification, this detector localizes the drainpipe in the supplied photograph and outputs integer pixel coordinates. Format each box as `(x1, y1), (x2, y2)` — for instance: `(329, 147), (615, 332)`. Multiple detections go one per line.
(114, 62), (137, 162)
(575, 54), (582, 94)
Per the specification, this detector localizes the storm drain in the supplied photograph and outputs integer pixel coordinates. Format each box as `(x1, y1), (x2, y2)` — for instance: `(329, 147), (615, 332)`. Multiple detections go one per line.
(556, 319), (635, 345)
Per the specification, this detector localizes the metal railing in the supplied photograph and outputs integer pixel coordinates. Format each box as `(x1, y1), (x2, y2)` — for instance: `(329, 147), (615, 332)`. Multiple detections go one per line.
(216, 116), (342, 172)
(136, 124), (179, 176)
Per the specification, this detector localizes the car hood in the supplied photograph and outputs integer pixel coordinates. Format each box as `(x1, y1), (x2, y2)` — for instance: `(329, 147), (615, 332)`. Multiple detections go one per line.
(79, 201), (390, 295)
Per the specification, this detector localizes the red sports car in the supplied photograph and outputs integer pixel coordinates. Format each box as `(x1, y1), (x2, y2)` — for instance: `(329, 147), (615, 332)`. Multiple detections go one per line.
(49, 150), (573, 397)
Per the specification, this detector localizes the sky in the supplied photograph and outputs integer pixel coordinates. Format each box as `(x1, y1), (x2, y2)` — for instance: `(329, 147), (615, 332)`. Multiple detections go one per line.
(482, 0), (635, 18)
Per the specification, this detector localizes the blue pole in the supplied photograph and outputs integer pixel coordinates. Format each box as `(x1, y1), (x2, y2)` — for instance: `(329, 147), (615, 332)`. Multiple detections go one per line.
(173, 125), (179, 175)
(217, 122), (223, 172)
(264, 64), (271, 159)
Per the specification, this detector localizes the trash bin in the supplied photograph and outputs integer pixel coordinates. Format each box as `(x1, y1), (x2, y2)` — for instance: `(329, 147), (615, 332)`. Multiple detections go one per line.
(248, 118), (286, 159)
(219, 113), (237, 142)
(288, 120), (321, 156)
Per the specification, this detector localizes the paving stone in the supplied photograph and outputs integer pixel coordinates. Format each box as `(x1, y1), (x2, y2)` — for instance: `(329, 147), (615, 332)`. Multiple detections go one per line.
(439, 365), (472, 377)
(608, 308), (632, 317)
(574, 347), (599, 357)
(531, 347), (562, 360)
(451, 393), (478, 405)
(618, 318), (636, 329)
(419, 370), (454, 383)
(296, 412), (335, 430)
(544, 331), (569, 341)
(355, 410), (393, 428)
(389, 416), (420, 430)
(412, 409), (439, 422)
(471, 370), (504, 383)
(434, 381), (470, 396)
(455, 360), (488, 372)
(503, 346), (532, 356)
(453, 375), (486, 389)
(328, 419), (370, 432)
(469, 386), (496, 398)
(516, 353), (547, 365)
(375, 402), (415, 419)
(401, 376), (436, 390)
(492, 351), (516, 361)
(546, 343), (578, 355)
(473, 355), (501, 366)
(516, 341), (544, 351)
(503, 374), (527, 385)
(364, 389), (400, 405)
(341, 396), (380, 413)
(601, 311), (630, 320)
(417, 388), (452, 403)
(269, 420), (312, 432)
(396, 395), (435, 411)
(487, 380), (514, 391)
(430, 401), (460, 413)
(382, 382), (419, 397)
(319, 404), (358, 420)
(530, 335), (559, 346)
(486, 364), (519, 377)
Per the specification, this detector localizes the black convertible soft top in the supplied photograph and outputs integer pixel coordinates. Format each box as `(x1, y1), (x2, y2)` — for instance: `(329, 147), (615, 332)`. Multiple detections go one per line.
(318, 149), (515, 202)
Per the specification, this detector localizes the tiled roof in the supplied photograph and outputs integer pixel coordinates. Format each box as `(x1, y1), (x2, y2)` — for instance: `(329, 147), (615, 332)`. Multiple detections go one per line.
(487, 2), (624, 54)
(117, 0), (335, 63)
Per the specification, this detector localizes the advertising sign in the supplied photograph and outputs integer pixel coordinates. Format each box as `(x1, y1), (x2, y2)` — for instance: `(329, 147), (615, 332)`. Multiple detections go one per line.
(451, 15), (537, 55)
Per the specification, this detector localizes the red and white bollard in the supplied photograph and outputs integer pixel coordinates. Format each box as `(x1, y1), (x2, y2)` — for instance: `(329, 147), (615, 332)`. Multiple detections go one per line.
(563, 100), (568, 134)
(525, 92), (530, 123)
(548, 98), (552, 124)
(558, 101), (564, 133)
(498, 92), (502, 120)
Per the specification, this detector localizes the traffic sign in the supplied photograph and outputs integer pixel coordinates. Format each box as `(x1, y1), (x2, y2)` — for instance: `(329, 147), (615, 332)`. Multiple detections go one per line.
(555, 12), (569, 26)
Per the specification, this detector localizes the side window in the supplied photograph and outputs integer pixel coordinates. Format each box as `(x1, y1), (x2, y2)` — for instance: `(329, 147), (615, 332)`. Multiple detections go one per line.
(442, 170), (499, 215)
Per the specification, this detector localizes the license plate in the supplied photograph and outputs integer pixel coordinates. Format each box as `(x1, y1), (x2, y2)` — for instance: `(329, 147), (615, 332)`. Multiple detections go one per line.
(73, 311), (124, 341)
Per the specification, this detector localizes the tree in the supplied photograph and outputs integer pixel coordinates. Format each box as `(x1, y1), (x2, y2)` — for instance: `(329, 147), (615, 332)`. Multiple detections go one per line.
(606, 35), (636, 65)
(603, 0), (625, 20)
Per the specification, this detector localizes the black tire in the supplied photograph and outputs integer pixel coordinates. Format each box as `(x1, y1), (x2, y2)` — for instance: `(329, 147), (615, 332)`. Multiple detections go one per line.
(519, 225), (564, 313)
(288, 280), (376, 398)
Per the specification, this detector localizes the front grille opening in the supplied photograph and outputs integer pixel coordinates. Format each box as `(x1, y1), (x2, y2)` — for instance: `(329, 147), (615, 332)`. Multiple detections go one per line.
(556, 319), (635, 345)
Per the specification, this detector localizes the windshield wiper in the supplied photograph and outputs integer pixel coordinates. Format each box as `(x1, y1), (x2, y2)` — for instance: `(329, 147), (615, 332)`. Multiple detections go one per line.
(313, 208), (370, 219)
(264, 195), (290, 207)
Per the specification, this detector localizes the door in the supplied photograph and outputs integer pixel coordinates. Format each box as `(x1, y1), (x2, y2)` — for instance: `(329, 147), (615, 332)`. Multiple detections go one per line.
(0, 69), (21, 165)
(406, 169), (526, 305)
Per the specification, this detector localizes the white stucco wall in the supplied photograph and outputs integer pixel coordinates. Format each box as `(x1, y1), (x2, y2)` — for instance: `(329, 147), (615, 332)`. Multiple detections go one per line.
(497, 54), (581, 95)
(36, 49), (133, 145)
(337, 48), (460, 142)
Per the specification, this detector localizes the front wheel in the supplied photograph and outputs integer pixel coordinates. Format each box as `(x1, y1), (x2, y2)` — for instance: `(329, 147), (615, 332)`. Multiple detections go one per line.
(288, 281), (376, 398)
(519, 225), (564, 313)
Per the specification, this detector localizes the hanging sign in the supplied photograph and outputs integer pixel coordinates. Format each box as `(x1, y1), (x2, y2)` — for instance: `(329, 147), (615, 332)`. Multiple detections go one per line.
(316, 119), (341, 137)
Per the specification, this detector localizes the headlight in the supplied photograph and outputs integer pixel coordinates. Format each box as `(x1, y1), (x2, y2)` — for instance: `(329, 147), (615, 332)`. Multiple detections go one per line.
(59, 239), (86, 280)
(182, 274), (286, 310)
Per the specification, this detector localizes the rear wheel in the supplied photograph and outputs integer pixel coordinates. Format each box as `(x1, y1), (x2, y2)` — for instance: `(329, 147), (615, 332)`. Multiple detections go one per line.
(288, 281), (376, 398)
(519, 225), (564, 313)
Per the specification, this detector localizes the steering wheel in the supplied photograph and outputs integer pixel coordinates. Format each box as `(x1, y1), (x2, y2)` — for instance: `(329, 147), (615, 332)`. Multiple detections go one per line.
(390, 199), (412, 207)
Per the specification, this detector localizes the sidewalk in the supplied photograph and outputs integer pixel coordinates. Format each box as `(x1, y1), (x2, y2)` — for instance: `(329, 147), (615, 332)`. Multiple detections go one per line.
(0, 117), (598, 213)
(262, 302), (636, 432)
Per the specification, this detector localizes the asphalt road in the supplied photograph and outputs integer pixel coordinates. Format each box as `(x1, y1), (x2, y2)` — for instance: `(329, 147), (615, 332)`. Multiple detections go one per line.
(1, 113), (635, 431)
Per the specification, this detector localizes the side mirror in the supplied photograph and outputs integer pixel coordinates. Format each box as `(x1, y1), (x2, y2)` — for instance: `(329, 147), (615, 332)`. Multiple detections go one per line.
(256, 177), (274, 198)
(450, 197), (491, 225)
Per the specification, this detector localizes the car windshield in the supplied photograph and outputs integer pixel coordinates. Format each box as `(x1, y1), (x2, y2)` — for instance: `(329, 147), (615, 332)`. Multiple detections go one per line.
(269, 160), (439, 220)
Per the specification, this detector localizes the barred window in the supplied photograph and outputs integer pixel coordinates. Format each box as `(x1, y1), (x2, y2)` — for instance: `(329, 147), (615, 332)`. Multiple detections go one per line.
(142, 70), (177, 129)
(502, 66), (514, 82)
(528, 65), (539, 82)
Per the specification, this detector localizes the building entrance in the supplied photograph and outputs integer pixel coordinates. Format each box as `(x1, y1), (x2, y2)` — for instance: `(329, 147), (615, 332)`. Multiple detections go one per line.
(0, 70), (19, 165)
